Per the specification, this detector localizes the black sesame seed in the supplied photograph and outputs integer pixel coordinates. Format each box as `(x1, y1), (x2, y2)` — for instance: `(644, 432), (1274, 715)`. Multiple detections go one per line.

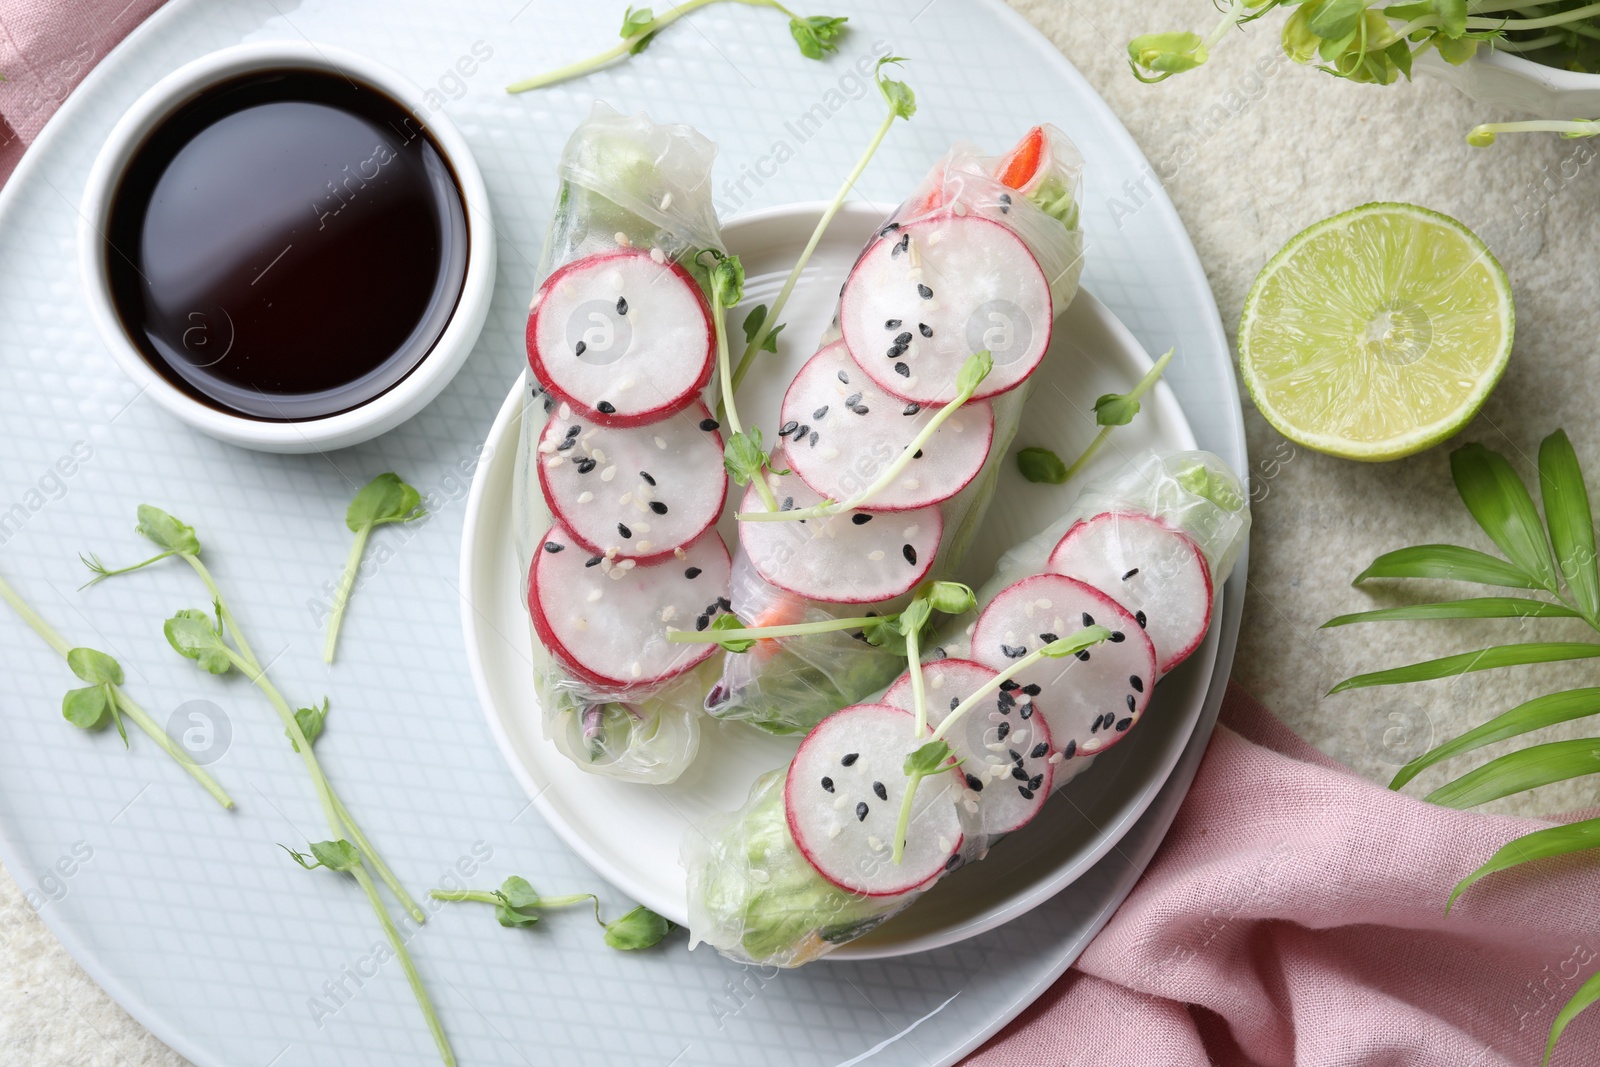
(965, 773), (984, 792)
(1116, 717), (1133, 732)
(695, 614), (710, 631)
(1090, 715), (1103, 733)
(913, 449), (923, 459)
(999, 679), (1019, 691)
(1109, 631), (1126, 643)
(780, 496), (795, 512)
(1130, 675), (1144, 693)
(886, 343), (907, 360)
(945, 853), (962, 870)
(852, 404), (870, 415)
(597, 401), (616, 414)
(1023, 683), (1041, 696)
(841, 753), (859, 766)
(1039, 632), (1059, 643)
(543, 541), (563, 553)
(586, 556), (602, 568)
(880, 222), (899, 236)
(999, 192), (1012, 204)
(1028, 773), (1043, 791)
(919, 323), (933, 338)
(1081, 612), (1095, 627)
(821, 776), (834, 793)
(639, 470), (656, 486)
(575, 341), (588, 357)
(852, 513), (873, 525)
(685, 566), (702, 579)
(779, 420), (798, 436)
(617, 523), (632, 539)
(1001, 644), (1027, 658)
(902, 543), (917, 565)
(717, 597), (732, 611)
(1011, 765), (1030, 782)
(903, 402), (921, 416)
(649, 501), (669, 515)
(894, 362), (910, 377)
(699, 418), (720, 432)
(1010, 749), (1024, 765)
(837, 369), (850, 384)
(855, 802), (869, 822)
(1018, 786), (1034, 800)
(845, 392), (863, 408)
(996, 720), (1010, 741)
(1019, 703), (1033, 719)
(1062, 739), (1077, 758)
(565, 424), (581, 438)
(813, 405), (829, 420)
(808, 431), (819, 448)
(616, 296), (629, 315)
(917, 283), (933, 299)
(1122, 568), (1140, 581)
(543, 395), (555, 413)
(873, 781), (887, 801)
(556, 437), (576, 451)
(1075, 649), (1091, 661)
(1136, 610), (1147, 629)
(1031, 742), (1049, 759)
(885, 318), (902, 329)
(949, 697), (960, 711)
(794, 424), (809, 441)
(997, 690), (1016, 711)
(933, 646), (947, 659)
(897, 234), (910, 254)
(894, 331), (913, 346)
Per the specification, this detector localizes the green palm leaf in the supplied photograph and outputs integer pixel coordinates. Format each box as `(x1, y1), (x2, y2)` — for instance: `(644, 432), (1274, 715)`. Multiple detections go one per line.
(1539, 430), (1600, 622)
(1448, 816), (1600, 911)
(1426, 737), (1600, 808)
(1392, 688), (1600, 790)
(1546, 969), (1600, 1067)
(1323, 597), (1576, 628)
(1352, 545), (1542, 589)
(1329, 643), (1600, 694)
(1450, 442), (1559, 592)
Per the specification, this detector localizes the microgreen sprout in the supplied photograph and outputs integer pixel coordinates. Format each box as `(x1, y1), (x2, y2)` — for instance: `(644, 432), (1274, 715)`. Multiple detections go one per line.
(737, 350), (992, 522)
(430, 877), (675, 949)
(85, 506), (450, 1063)
(889, 625), (1110, 863)
(324, 473), (425, 663)
(507, 1), (847, 93)
(1016, 348), (1174, 486)
(727, 57), (917, 396)
(703, 252), (782, 513)
(1468, 119), (1600, 147)
(668, 580), (974, 654)
(0, 569), (233, 808)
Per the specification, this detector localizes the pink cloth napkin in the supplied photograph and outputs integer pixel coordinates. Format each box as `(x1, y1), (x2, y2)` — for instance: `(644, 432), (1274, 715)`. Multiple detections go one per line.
(0, 0), (164, 184)
(967, 682), (1600, 1066)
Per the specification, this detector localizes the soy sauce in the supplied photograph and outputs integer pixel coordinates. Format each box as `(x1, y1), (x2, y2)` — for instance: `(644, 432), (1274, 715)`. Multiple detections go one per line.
(104, 69), (468, 421)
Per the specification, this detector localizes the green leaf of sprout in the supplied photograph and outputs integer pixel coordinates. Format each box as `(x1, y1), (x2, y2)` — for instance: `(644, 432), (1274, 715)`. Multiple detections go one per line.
(135, 505), (200, 556)
(287, 698), (329, 752)
(67, 647), (123, 686)
(619, 5), (654, 39)
(346, 473), (425, 532)
(1352, 544), (1543, 589)
(707, 612), (756, 653)
(499, 875), (542, 910)
(923, 581), (976, 616)
(897, 597), (932, 637)
(494, 898), (541, 928)
(603, 904), (672, 950)
(1538, 429), (1599, 622)
(1450, 442), (1559, 593)
(709, 254), (745, 310)
(956, 350), (993, 395)
(858, 613), (898, 648)
(741, 304), (785, 354)
(1126, 31), (1206, 82)
(1016, 446), (1068, 485)
(874, 55), (915, 119)
(1175, 461), (1245, 512)
(1426, 737), (1600, 809)
(1306, 0), (1364, 41)
(309, 839), (360, 872)
(723, 429), (766, 487)
(790, 15), (848, 60)
(903, 739), (952, 777)
(1391, 688), (1600, 791)
(1092, 391), (1140, 427)
(164, 608), (232, 675)
(1041, 626), (1112, 658)
(62, 686), (112, 731)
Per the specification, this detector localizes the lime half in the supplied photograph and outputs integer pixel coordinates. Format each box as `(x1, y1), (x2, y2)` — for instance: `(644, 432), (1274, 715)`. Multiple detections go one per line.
(1238, 202), (1513, 461)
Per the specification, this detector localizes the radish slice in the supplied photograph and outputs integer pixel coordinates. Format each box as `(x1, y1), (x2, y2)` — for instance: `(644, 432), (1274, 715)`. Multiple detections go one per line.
(526, 249), (713, 426)
(527, 525), (731, 690)
(537, 399), (727, 563)
(737, 471), (941, 604)
(970, 574), (1156, 760)
(839, 214), (1050, 405)
(785, 703), (963, 896)
(883, 658), (1052, 836)
(1048, 511), (1213, 675)
(779, 341), (993, 511)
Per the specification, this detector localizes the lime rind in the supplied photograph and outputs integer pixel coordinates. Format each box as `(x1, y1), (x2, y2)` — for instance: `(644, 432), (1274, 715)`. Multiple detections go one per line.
(1238, 202), (1514, 462)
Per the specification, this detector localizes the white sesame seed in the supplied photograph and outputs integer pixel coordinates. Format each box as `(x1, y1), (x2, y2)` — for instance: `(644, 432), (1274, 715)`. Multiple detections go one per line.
(619, 492), (633, 506)
(953, 200), (967, 216)
(618, 377), (635, 391)
(867, 835), (884, 851)
(577, 491), (594, 504)
(1049, 752), (1063, 764)
(827, 824), (842, 839)
(660, 604), (677, 622)
(659, 192), (674, 211)
(674, 546), (687, 560)
(586, 588), (602, 602)
(901, 478), (919, 490)
(1025, 602), (1036, 618)
(600, 466), (617, 482)
(538, 440), (556, 454)
(938, 836), (951, 852)
(613, 231), (630, 246)
(821, 445), (839, 460)
(654, 436), (668, 449)
(931, 674), (944, 690)
(650, 247), (666, 264)
(608, 270), (624, 290)
(903, 524), (920, 538)
(592, 448), (607, 463)
(559, 402), (572, 420)
(574, 618), (588, 631)
(950, 419), (964, 433)
(637, 541), (653, 552)
(834, 795), (849, 811)
(630, 661), (642, 678)
(545, 456), (565, 468)
(868, 550), (885, 561)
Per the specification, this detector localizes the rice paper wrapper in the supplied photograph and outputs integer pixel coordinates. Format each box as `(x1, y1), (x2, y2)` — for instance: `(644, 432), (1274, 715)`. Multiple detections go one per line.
(705, 126), (1085, 735)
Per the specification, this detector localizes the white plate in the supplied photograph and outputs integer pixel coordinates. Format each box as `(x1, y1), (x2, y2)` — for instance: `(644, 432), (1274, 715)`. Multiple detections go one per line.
(461, 201), (1211, 957)
(0, 1), (1248, 1063)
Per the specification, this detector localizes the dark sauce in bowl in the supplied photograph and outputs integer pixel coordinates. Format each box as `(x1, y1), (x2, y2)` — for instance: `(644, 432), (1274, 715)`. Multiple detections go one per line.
(104, 69), (469, 421)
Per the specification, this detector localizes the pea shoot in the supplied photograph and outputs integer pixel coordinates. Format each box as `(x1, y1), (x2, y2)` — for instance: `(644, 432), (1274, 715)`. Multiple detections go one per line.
(1016, 347), (1173, 487)
(324, 473), (425, 663)
(430, 876), (675, 949)
(508, 1), (847, 94)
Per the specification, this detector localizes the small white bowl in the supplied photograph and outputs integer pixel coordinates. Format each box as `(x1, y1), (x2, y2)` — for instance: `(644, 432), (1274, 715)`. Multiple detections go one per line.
(78, 41), (496, 453)
(1420, 47), (1600, 118)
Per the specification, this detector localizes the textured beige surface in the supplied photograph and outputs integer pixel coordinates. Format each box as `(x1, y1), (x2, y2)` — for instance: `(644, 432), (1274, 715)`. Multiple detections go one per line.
(6, 1), (1599, 1061)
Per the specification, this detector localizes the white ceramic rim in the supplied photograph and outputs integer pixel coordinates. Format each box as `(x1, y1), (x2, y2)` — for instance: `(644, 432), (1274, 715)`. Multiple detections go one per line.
(457, 201), (1210, 960)
(75, 40), (497, 453)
